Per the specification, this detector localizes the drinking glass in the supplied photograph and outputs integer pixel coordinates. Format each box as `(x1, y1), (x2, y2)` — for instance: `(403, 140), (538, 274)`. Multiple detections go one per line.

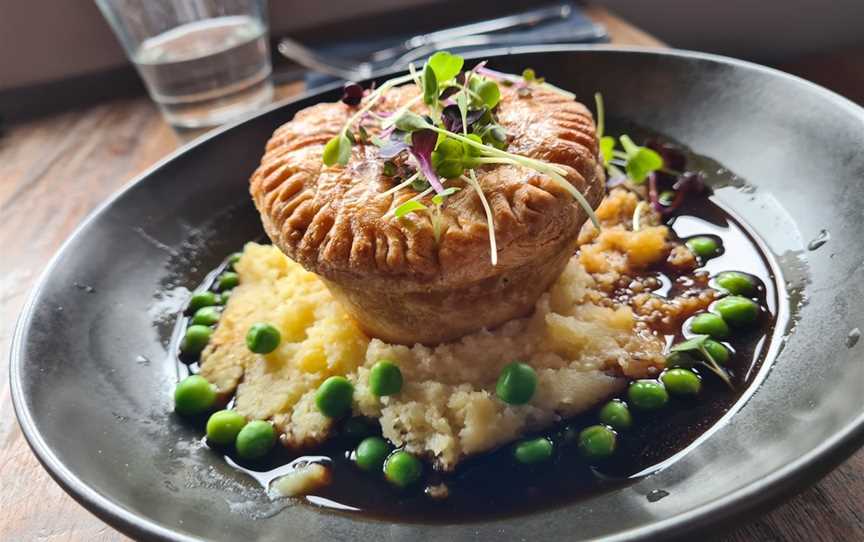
(95, 0), (273, 128)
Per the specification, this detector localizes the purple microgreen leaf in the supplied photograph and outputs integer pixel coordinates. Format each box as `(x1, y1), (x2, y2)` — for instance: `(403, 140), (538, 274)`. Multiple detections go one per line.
(439, 86), (460, 100)
(441, 104), (461, 132)
(410, 129), (445, 194)
(441, 105), (486, 133)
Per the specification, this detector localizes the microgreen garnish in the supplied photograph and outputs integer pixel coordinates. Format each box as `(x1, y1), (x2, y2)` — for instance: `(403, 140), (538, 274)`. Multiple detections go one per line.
(441, 104), (485, 133)
(476, 66), (575, 99)
(323, 72), (415, 166)
(668, 335), (733, 388)
(618, 135), (664, 184)
(463, 172), (498, 266)
(393, 186), (462, 242)
(322, 132), (352, 167)
(422, 63), (439, 107)
(428, 51), (464, 83)
(394, 199), (428, 219)
(593, 93), (664, 185)
(410, 129), (445, 194)
(321, 52), (607, 262)
(391, 109), (601, 231)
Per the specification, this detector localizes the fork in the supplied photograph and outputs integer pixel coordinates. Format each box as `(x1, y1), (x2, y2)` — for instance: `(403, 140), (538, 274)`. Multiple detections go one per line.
(277, 24), (605, 82)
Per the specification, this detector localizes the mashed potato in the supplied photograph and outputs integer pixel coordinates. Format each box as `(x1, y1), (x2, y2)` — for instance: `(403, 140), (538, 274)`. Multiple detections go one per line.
(200, 189), (701, 471)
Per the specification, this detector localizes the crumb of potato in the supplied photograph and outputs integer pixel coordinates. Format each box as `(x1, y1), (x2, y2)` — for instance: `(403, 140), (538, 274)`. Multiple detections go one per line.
(270, 462), (331, 497)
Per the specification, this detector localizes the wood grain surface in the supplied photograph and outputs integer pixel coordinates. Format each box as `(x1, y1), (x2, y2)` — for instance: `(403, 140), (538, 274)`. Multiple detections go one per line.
(1, 7), (860, 542)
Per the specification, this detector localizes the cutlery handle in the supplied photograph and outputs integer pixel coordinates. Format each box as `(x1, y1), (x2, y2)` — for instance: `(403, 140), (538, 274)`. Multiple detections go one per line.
(393, 25), (607, 66)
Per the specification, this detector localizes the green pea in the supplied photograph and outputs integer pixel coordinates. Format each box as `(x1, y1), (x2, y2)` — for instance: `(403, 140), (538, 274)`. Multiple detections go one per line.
(191, 306), (221, 326)
(598, 400), (632, 431)
(227, 252), (242, 269)
(495, 362), (537, 405)
(174, 375), (216, 416)
(188, 291), (218, 313)
(217, 272), (239, 291)
(714, 296), (760, 327)
(180, 325), (213, 356)
(369, 360), (403, 396)
(245, 323), (281, 354)
(690, 312), (730, 339)
(627, 380), (669, 411)
(235, 420), (277, 460)
(513, 437), (554, 464)
(315, 376), (354, 418)
(578, 425), (617, 460)
(206, 410), (247, 445)
(703, 339), (730, 365)
(661, 368), (702, 396)
(217, 290), (231, 305)
(384, 450), (423, 488)
(342, 417), (375, 439)
(355, 436), (393, 472)
(715, 271), (757, 297)
(686, 236), (721, 259)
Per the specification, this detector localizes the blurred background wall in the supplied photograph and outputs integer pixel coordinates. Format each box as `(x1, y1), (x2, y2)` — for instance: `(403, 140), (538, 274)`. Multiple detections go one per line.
(1, 0), (862, 92)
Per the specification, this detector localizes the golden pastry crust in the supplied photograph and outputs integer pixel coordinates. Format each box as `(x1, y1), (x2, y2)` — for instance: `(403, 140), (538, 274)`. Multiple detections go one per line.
(250, 83), (604, 344)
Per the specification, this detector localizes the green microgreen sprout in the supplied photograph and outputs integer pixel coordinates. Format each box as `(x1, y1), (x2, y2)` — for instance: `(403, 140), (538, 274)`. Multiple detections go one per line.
(593, 93), (664, 184)
(462, 171), (498, 266)
(618, 135), (664, 184)
(393, 186), (461, 242)
(323, 72), (416, 166)
(391, 109), (600, 231)
(667, 334), (733, 389)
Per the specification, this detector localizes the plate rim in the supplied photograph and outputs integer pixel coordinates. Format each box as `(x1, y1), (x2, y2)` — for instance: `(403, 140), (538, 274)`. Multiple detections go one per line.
(10, 44), (864, 542)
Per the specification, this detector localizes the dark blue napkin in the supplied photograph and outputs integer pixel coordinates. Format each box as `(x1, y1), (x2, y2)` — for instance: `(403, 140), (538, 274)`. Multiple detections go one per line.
(303, 3), (606, 88)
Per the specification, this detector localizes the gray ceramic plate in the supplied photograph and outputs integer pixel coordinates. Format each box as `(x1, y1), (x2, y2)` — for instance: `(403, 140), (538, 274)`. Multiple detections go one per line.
(11, 46), (864, 541)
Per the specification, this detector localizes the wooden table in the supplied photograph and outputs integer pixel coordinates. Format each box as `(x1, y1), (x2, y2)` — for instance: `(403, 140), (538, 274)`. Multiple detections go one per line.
(1, 7), (861, 541)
